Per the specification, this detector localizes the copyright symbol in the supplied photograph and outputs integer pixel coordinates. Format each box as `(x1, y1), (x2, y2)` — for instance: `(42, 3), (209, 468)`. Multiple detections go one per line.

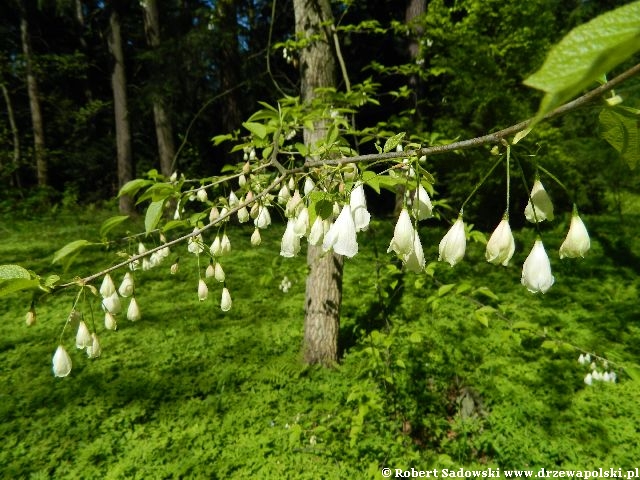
(381, 467), (392, 478)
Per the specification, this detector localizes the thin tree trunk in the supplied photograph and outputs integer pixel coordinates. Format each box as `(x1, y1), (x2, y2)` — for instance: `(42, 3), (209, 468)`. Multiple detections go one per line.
(107, 7), (134, 214)
(20, 9), (46, 187)
(142, 0), (176, 177)
(1, 82), (21, 188)
(293, 0), (342, 366)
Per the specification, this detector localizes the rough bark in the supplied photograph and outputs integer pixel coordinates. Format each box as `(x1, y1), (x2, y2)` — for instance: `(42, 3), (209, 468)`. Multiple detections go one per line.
(20, 8), (47, 186)
(293, 0), (342, 366)
(107, 7), (134, 214)
(142, 0), (176, 177)
(1, 83), (21, 187)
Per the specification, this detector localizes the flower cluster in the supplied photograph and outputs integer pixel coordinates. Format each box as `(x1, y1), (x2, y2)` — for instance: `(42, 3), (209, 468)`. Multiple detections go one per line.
(579, 353), (616, 385)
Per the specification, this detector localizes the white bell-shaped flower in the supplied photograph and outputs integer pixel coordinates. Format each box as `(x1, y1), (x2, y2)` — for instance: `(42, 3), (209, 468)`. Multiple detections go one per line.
(349, 184), (370, 232)
(525, 179), (554, 223)
(196, 188), (208, 202)
(102, 291), (122, 315)
(294, 207), (310, 238)
(127, 297), (141, 321)
(322, 204), (358, 258)
(205, 263), (215, 278)
(220, 234), (231, 255)
(403, 231), (425, 273)
(209, 206), (220, 224)
(187, 228), (204, 254)
(214, 263), (225, 282)
(219, 207), (229, 222)
(220, 287), (232, 312)
(254, 205), (271, 229)
(118, 272), (135, 297)
(237, 206), (250, 223)
(412, 185), (433, 220)
(308, 216), (325, 246)
(52, 345), (72, 377)
(584, 373), (593, 386)
(25, 307), (36, 326)
(304, 177), (315, 196)
(559, 212), (590, 259)
(521, 239), (555, 293)
(439, 216), (466, 267)
(251, 228), (262, 246)
(285, 190), (303, 218)
(198, 279), (208, 301)
(87, 333), (101, 359)
(281, 219), (301, 258)
(277, 184), (291, 205)
(388, 208), (414, 257)
(100, 274), (116, 298)
(210, 236), (223, 257)
(76, 321), (92, 349)
(485, 217), (516, 266)
(228, 190), (239, 208)
(104, 311), (117, 330)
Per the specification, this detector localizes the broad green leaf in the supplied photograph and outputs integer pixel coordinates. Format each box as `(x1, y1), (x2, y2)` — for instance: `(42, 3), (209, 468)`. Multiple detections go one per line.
(44, 274), (60, 288)
(162, 219), (188, 233)
(314, 199), (334, 220)
(524, 1), (640, 117)
(383, 132), (405, 153)
(135, 184), (174, 204)
(211, 133), (233, 146)
(52, 240), (93, 265)
(376, 175), (404, 193)
(408, 331), (422, 344)
(513, 127), (532, 145)
(0, 278), (41, 298)
(0, 264), (31, 280)
(437, 283), (455, 297)
(361, 170), (380, 194)
(242, 121), (268, 139)
(473, 286), (499, 301)
(118, 178), (152, 198)
(599, 107), (640, 169)
(99, 215), (129, 239)
(145, 200), (165, 234)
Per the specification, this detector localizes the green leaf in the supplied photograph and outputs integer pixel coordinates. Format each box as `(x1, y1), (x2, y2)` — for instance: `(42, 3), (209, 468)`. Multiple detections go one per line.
(473, 286), (499, 301)
(212, 133), (234, 146)
(0, 278), (41, 298)
(145, 200), (165, 234)
(524, 1), (640, 117)
(44, 274), (60, 288)
(242, 121), (268, 139)
(408, 331), (422, 344)
(52, 240), (93, 265)
(437, 283), (455, 297)
(0, 264), (31, 280)
(315, 199), (334, 220)
(376, 175), (403, 193)
(383, 132), (405, 153)
(361, 170), (380, 194)
(99, 215), (129, 239)
(118, 178), (152, 198)
(599, 107), (640, 169)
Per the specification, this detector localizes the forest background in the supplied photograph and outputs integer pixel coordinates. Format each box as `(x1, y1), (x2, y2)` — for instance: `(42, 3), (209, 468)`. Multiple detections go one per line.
(1, 0), (640, 477)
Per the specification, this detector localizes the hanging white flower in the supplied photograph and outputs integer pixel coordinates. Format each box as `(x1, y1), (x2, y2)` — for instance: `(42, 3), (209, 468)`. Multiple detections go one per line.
(214, 263), (225, 282)
(220, 287), (232, 312)
(412, 185), (433, 220)
(75, 321), (92, 349)
(308, 216), (325, 246)
(294, 207), (310, 238)
(118, 272), (135, 297)
(277, 184), (291, 205)
(104, 311), (117, 330)
(100, 274), (116, 298)
(187, 228), (204, 254)
(205, 263), (215, 278)
(237, 206), (250, 223)
(25, 307), (36, 326)
(281, 219), (301, 258)
(220, 234), (231, 255)
(559, 213), (590, 259)
(524, 179), (554, 223)
(254, 205), (271, 229)
(102, 291), (122, 315)
(438, 216), (466, 267)
(86, 333), (101, 359)
(349, 184), (371, 232)
(388, 208), (414, 257)
(251, 228), (262, 246)
(210, 236), (222, 257)
(521, 239), (555, 293)
(403, 230), (425, 273)
(197, 188), (208, 202)
(285, 190), (303, 218)
(52, 345), (72, 377)
(198, 279), (208, 301)
(228, 190), (239, 208)
(322, 204), (358, 258)
(485, 217), (516, 266)
(209, 206), (220, 224)
(127, 297), (141, 321)
(304, 177), (315, 196)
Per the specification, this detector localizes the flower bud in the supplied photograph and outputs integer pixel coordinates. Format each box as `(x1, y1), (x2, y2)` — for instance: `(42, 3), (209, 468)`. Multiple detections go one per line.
(281, 219), (301, 258)
(105, 312), (117, 330)
(559, 213), (590, 259)
(308, 216), (325, 246)
(237, 206), (250, 223)
(229, 191), (239, 208)
(243, 161), (251, 174)
(188, 228), (204, 254)
(210, 236), (222, 257)
(87, 333), (101, 359)
(524, 179), (554, 223)
(127, 297), (141, 321)
(197, 188), (208, 202)
(209, 206), (220, 224)
(76, 321), (92, 349)
(251, 228), (262, 246)
(521, 239), (554, 293)
(206, 262), (215, 278)
(220, 287), (232, 311)
(350, 184), (370, 232)
(118, 272), (135, 297)
(170, 260), (180, 275)
(254, 205), (271, 229)
(238, 174), (247, 187)
(294, 207), (310, 238)
(411, 185), (433, 221)
(214, 263), (225, 282)
(485, 218), (515, 267)
(25, 306), (36, 326)
(304, 177), (315, 196)
(220, 234), (231, 255)
(198, 279), (208, 301)
(52, 345), (72, 377)
(100, 274), (116, 298)
(388, 208), (415, 257)
(278, 185), (291, 205)
(102, 291), (122, 314)
(438, 216), (466, 267)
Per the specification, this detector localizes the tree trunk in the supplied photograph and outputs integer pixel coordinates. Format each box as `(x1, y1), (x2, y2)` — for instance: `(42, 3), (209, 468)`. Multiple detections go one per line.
(1, 82), (21, 188)
(107, 7), (134, 214)
(142, 0), (176, 178)
(293, 0), (342, 366)
(20, 8), (46, 187)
